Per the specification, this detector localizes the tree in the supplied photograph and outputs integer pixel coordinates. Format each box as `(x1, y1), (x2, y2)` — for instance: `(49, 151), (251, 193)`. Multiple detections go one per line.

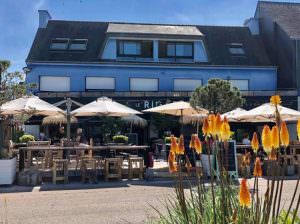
(0, 60), (26, 105)
(0, 60), (27, 149)
(190, 78), (245, 113)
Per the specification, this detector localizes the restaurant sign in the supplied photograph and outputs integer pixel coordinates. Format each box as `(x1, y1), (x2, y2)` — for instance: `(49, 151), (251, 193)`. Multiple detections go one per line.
(123, 100), (165, 110)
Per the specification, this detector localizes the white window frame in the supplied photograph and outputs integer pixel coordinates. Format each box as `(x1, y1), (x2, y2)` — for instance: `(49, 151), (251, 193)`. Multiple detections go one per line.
(173, 79), (202, 91)
(40, 76), (70, 92)
(85, 77), (115, 90)
(229, 79), (249, 91)
(130, 78), (158, 91)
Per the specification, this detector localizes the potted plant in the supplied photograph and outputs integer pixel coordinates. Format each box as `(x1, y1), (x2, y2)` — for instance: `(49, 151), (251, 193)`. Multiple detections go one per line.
(19, 134), (35, 143)
(112, 135), (128, 144)
(0, 149), (16, 185)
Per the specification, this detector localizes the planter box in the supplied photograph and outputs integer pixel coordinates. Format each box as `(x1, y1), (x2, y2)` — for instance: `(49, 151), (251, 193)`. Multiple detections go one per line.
(0, 157), (16, 185)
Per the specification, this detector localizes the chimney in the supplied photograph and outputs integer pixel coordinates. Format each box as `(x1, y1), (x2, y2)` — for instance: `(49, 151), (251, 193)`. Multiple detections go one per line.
(38, 10), (51, 28)
(244, 17), (259, 35)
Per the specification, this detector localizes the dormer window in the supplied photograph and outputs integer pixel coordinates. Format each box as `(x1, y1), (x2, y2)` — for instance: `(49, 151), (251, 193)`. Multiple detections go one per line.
(228, 43), (245, 55)
(69, 39), (88, 51)
(159, 41), (193, 59)
(50, 38), (69, 50)
(117, 40), (153, 58)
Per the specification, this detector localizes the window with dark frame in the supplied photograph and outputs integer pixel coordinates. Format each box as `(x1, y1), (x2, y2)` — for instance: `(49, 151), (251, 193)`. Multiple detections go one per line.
(228, 43), (246, 56)
(69, 39), (88, 51)
(159, 41), (194, 58)
(117, 40), (153, 57)
(50, 38), (69, 50)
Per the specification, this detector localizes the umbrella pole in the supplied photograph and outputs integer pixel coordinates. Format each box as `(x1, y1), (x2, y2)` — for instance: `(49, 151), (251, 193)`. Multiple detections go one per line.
(66, 98), (72, 142)
(180, 109), (183, 133)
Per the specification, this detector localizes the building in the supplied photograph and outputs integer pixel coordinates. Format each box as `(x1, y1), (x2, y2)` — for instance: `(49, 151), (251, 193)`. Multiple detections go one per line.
(25, 10), (282, 112)
(245, 1), (300, 109)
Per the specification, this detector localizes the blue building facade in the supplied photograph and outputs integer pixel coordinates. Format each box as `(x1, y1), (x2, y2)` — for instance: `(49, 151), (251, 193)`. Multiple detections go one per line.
(24, 10), (284, 113)
(26, 63), (276, 93)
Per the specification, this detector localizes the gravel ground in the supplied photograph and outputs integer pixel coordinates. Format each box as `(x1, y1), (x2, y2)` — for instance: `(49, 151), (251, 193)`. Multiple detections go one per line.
(0, 178), (299, 224)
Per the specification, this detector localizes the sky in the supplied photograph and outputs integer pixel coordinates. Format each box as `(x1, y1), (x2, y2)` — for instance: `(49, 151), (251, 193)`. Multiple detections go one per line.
(1, 0), (300, 72)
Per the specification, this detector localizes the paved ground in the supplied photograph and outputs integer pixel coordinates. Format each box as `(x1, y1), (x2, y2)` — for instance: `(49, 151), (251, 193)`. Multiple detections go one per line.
(0, 180), (175, 224)
(0, 178), (299, 224)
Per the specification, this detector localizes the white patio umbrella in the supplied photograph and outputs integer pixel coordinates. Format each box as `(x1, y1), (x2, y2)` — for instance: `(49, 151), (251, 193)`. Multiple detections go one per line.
(221, 108), (248, 122)
(143, 101), (208, 117)
(0, 95), (64, 116)
(42, 114), (78, 125)
(143, 101), (208, 131)
(72, 97), (141, 117)
(235, 103), (300, 122)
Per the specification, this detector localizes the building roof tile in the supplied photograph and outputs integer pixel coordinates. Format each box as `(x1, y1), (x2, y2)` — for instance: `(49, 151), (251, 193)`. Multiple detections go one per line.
(26, 20), (273, 67)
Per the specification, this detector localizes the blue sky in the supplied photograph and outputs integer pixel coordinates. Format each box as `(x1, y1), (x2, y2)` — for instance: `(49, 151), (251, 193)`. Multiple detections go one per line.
(1, 0), (300, 72)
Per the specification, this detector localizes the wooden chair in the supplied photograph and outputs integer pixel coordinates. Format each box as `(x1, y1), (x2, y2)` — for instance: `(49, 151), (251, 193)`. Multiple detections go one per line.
(80, 158), (97, 183)
(128, 157), (144, 180)
(52, 159), (68, 184)
(93, 156), (105, 175)
(26, 141), (50, 168)
(105, 158), (122, 181)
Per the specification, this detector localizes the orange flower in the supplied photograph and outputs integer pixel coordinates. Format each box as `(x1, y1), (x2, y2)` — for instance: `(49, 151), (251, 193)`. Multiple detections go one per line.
(208, 114), (216, 136)
(194, 135), (202, 154)
(253, 157), (262, 177)
(251, 132), (259, 153)
(189, 134), (196, 149)
(242, 152), (251, 166)
(297, 119), (300, 141)
(270, 95), (281, 106)
(215, 113), (222, 137)
(168, 151), (177, 173)
(202, 118), (209, 136)
(178, 135), (185, 155)
(170, 135), (179, 154)
(239, 178), (251, 207)
(220, 117), (231, 142)
(280, 121), (289, 147)
(269, 148), (277, 161)
(271, 125), (280, 149)
(262, 125), (272, 154)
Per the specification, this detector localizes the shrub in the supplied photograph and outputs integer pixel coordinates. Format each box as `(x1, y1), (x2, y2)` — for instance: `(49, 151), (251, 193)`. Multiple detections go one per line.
(112, 135), (128, 144)
(19, 134), (35, 143)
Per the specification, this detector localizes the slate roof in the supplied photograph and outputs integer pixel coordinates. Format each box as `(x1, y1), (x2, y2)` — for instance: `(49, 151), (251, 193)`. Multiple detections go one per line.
(107, 23), (203, 36)
(255, 1), (300, 39)
(26, 20), (273, 67)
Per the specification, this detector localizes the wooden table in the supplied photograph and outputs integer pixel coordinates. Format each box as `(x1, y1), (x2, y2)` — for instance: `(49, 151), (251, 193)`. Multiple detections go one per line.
(19, 145), (149, 171)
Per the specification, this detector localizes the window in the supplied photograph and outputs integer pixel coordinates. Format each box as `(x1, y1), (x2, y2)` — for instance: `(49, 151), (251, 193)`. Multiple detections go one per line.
(228, 43), (245, 55)
(174, 79), (202, 91)
(69, 39), (88, 51)
(40, 76), (70, 92)
(86, 77), (115, 90)
(130, 78), (158, 91)
(50, 38), (69, 50)
(229, 80), (249, 91)
(117, 40), (153, 57)
(118, 40), (141, 56)
(159, 42), (193, 58)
